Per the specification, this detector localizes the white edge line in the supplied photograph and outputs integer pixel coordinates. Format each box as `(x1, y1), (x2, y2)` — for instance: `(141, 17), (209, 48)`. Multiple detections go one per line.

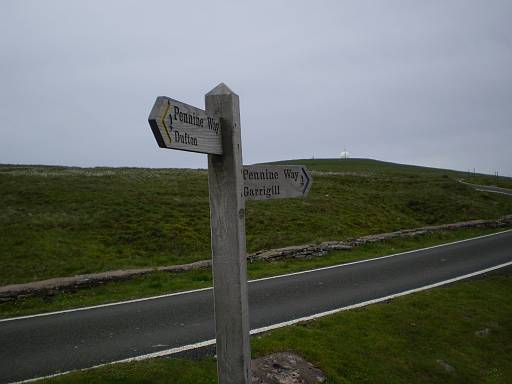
(11, 338), (217, 384)
(2, 228), (511, 323)
(475, 189), (512, 196)
(251, 229), (512, 283)
(0, 286), (213, 323)
(458, 180), (512, 196)
(12, 259), (512, 384)
(249, 259), (512, 334)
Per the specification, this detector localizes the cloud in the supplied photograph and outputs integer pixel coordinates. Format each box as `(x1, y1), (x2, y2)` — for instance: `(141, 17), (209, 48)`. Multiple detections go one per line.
(1, 0), (511, 175)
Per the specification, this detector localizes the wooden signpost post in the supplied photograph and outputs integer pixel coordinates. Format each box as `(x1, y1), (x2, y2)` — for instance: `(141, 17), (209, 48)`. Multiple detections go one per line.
(148, 84), (312, 384)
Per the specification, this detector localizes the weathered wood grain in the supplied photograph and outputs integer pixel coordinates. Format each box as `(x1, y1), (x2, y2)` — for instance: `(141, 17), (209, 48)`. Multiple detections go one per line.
(242, 165), (313, 200)
(206, 84), (251, 384)
(148, 96), (223, 155)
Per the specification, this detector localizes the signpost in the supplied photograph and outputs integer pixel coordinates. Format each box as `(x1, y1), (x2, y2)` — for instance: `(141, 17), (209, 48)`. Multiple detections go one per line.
(148, 96), (222, 155)
(148, 84), (312, 384)
(243, 165), (312, 200)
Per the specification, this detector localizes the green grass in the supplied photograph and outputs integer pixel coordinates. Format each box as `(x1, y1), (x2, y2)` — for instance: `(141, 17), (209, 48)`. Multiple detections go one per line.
(251, 271), (512, 383)
(273, 158), (512, 190)
(1, 159), (512, 286)
(44, 358), (218, 384)
(1, 227), (508, 319)
(270, 158), (468, 176)
(43, 269), (512, 383)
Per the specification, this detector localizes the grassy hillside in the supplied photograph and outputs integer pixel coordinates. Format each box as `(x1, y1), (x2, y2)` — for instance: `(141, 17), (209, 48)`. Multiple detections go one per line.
(274, 158), (512, 189)
(269, 158), (464, 176)
(1, 159), (512, 285)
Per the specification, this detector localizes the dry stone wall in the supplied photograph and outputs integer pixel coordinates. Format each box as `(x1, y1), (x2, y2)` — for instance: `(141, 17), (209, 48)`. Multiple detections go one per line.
(1, 215), (511, 301)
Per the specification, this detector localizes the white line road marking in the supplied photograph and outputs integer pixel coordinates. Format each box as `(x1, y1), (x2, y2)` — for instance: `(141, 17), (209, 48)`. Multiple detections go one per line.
(2, 229), (511, 323)
(458, 179), (512, 196)
(11, 259), (512, 384)
(252, 229), (512, 283)
(475, 189), (512, 196)
(11, 338), (217, 384)
(0, 286), (213, 323)
(249, 260), (512, 334)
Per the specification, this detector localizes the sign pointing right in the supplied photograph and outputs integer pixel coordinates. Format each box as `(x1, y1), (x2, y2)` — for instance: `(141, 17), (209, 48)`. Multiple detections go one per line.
(242, 165), (313, 200)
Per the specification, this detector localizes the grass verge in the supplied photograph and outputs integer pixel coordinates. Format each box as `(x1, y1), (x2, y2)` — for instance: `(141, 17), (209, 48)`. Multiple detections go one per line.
(1, 226), (509, 319)
(42, 266), (512, 383)
(2, 159), (512, 286)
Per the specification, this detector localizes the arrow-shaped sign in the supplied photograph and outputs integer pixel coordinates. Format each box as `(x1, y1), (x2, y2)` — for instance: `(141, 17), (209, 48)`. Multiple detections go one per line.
(242, 165), (313, 200)
(148, 96), (223, 155)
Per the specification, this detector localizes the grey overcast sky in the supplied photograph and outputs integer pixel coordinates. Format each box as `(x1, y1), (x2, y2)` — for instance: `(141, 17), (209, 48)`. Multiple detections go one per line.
(1, 0), (511, 175)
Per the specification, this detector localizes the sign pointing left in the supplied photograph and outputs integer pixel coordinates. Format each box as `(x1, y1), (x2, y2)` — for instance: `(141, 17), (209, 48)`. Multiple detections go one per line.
(148, 96), (223, 155)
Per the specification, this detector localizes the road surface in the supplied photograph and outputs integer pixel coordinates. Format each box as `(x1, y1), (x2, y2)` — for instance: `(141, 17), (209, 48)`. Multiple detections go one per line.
(1, 230), (512, 383)
(460, 180), (512, 196)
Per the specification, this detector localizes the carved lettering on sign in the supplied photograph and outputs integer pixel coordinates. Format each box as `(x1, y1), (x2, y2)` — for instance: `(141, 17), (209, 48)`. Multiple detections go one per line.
(148, 97), (223, 155)
(242, 165), (313, 200)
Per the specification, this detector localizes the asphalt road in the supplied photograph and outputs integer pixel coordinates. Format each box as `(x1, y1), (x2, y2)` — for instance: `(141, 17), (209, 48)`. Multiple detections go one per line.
(474, 184), (512, 196)
(1, 230), (512, 383)
(460, 180), (512, 196)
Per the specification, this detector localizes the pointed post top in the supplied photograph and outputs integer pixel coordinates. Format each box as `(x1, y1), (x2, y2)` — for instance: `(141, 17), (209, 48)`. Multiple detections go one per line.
(206, 83), (237, 96)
